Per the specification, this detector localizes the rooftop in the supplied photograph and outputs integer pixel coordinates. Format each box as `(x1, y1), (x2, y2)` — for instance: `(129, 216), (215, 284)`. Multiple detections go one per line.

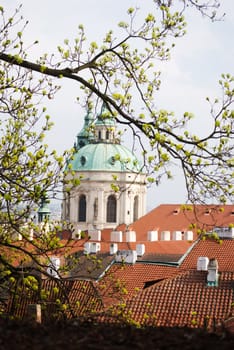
(118, 204), (234, 241)
(124, 269), (234, 328)
(180, 237), (234, 272)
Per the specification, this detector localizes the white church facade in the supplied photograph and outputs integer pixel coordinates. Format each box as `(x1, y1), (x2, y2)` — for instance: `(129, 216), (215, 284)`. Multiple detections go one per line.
(62, 104), (147, 230)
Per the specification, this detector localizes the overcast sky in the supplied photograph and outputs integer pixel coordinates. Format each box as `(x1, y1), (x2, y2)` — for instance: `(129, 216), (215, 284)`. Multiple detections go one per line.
(2, 1), (234, 210)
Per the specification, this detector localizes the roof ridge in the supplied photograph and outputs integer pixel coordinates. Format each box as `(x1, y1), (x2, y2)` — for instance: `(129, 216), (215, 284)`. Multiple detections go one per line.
(177, 237), (201, 267)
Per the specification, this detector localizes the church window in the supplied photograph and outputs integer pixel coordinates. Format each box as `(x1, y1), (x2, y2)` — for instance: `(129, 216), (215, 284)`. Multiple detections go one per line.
(133, 195), (139, 221)
(109, 156), (115, 165)
(80, 156), (86, 166)
(78, 195), (86, 222)
(106, 195), (117, 222)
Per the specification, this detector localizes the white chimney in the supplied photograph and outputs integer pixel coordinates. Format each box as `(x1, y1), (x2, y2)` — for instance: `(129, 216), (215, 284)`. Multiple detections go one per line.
(126, 230), (136, 242)
(147, 230), (158, 241)
(47, 257), (60, 278)
(72, 228), (81, 240)
(136, 244), (145, 257)
(172, 231), (182, 240)
(110, 231), (123, 242)
(90, 242), (101, 253)
(84, 242), (91, 254)
(88, 229), (101, 241)
(110, 243), (118, 255)
(184, 231), (193, 240)
(115, 250), (137, 264)
(161, 231), (170, 241)
(207, 258), (219, 286)
(212, 227), (234, 239)
(197, 256), (209, 271)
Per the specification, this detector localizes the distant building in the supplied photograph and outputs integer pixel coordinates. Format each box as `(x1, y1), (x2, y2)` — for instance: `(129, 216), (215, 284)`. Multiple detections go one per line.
(38, 198), (51, 223)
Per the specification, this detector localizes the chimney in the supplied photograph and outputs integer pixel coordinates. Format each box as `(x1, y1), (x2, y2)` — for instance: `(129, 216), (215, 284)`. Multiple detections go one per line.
(47, 257), (60, 279)
(184, 230), (193, 241)
(110, 243), (118, 255)
(161, 231), (170, 241)
(207, 258), (219, 286)
(84, 242), (91, 254)
(136, 244), (145, 257)
(147, 230), (158, 241)
(110, 231), (123, 242)
(72, 227), (82, 240)
(172, 231), (182, 240)
(212, 227), (234, 239)
(88, 229), (101, 241)
(197, 256), (209, 271)
(115, 250), (137, 264)
(126, 230), (136, 242)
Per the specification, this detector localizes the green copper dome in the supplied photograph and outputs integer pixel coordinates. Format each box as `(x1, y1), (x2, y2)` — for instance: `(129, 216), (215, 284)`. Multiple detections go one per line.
(67, 103), (142, 173)
(69, 143), (141, 172)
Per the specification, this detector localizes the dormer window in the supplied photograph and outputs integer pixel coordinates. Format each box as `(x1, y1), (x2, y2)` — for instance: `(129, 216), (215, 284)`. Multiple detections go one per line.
(173, 208), (180, 215)
(204, 209), (211, 215)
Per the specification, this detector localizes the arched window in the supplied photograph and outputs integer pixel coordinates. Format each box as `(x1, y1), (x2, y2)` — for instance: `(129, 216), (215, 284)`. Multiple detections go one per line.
(106, 195), (117, 222)
(78, 195), (86, 222)
(98, 130), (102, 140)
(106, 130), (109, 140)
(133, 195), (139, 222)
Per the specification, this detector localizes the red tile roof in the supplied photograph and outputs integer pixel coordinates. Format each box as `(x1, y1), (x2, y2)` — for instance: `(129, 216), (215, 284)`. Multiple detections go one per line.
(6, 279), (103, 321)
(117, 204), (234, 241)
(89, 240), (192, 256)
(124, 270), (234, 329)
(180, 238), (234, 272)
(98, 263), (178, 304)
(57, 205), (234, 267)
(98, 236), (234, 329)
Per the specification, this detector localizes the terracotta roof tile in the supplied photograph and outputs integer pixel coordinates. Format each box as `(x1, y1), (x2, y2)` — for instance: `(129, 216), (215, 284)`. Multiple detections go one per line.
(124, 270), (234, 329)
(89, 240), (192, 256)
(180, 238), (234, 272)
(117, 204), (234, 241)
(98, 263), (179, 305)
(6, 279), (103, 321)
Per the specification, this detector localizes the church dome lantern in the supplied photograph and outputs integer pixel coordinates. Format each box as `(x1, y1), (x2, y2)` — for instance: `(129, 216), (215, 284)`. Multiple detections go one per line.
(94, 103), (117, 143)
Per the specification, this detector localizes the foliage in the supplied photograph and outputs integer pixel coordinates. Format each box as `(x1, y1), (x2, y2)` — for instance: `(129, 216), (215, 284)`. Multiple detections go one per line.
(0, 1), (233, 205)
(0, 0), (233, 322)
